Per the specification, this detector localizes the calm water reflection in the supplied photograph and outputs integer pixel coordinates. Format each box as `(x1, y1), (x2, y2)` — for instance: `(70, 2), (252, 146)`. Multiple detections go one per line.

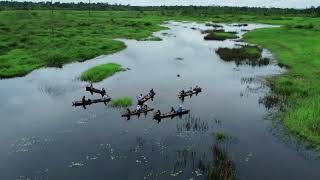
(0, 22), (319, 180)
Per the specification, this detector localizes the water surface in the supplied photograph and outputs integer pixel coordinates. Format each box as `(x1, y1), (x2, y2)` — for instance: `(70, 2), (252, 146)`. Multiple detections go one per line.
(0, 22), (319, 180)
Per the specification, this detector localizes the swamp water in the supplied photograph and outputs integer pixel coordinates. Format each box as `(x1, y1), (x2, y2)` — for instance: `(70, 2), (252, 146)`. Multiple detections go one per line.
(0, 22), (319, 180)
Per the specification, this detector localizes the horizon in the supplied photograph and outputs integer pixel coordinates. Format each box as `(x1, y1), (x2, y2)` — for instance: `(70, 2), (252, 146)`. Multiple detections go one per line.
(3, 0), (320, 9)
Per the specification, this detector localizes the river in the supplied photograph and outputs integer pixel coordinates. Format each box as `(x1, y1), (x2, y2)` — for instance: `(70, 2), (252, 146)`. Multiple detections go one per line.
(0, 21), (319, 180)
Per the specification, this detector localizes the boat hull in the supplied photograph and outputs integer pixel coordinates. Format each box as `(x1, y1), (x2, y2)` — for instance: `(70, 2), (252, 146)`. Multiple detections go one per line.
(72, 97), (111, 106)
(153, 109), (190, 119)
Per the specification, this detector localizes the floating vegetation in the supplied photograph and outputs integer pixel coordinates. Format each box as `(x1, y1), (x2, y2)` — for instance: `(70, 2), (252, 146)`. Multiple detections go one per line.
(142, 36), (162, 41)
(80, 63), (126, 83)
(171, 170), (183, 177)
(259, 94), (282, 109)
(86, 155), (98, 160)
(99, 143), (127, 160)
(130, 136), (146, 153)
(174, 57), (184, 61)
(109, 97), (133, 107)
(216, 45), (270, 66)
(214, 132), (227, 141)
(168, 140), (236, 180)
(11, 136), (55, 153)
(75, 120), (88, 125)
(204, 30), (238, 41)
(68, 161), (84, 168)
(176, 115), (209, 133)
(171, 145), (197, 176)
(206, 144), (236, 180)
(244, 153), (253, 162)
(16, 176), (33, 180)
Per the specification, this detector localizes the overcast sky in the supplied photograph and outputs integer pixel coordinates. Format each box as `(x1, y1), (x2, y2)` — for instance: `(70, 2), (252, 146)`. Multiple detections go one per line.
(13, 0), (320, 9)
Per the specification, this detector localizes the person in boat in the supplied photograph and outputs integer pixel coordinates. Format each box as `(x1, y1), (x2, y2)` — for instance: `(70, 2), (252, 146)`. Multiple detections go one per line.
(177, 105), (184, 113)
(155, 109), (161, 116)
(137, 94), (143, 101)
(137, 94), (144, 105)
(136, 104), (142, 112)
(126, 108), (131, 114)
(101, 88), (106, 97)
(142, 103), (148, 110)
(194, 85), (200, 91)
(82, 96), (86, 103)
(171, 107), (176, 113)
(180, 89), (185, 96)
(149, 89), (155, 96)
(90, 83), (93, 88)
(188, 87), (193, 92)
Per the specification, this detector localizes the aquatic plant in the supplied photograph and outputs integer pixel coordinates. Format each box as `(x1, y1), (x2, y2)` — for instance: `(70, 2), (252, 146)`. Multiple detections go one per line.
(243, 26), (320, 147)
(176, 115), (209, 133)
(174, 57), (184, 61)
(110, 97), (133, 107)
(204, 30), (238, 41)
(0, 11), (165, 78)
(206, 144), (236, 180)
(216, 45), (267, 66)
(80, 63), (126, 82)
(142, 35), (162, 41)
(214, 132), (227, 141)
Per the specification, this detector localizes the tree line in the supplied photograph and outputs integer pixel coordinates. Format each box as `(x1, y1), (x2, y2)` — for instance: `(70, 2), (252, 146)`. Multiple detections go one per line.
(0, 1), (319, 16)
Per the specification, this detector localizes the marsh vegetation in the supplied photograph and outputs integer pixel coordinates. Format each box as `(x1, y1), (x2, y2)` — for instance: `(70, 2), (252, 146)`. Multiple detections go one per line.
(203, 30), (238, 41)
(216, 45), (269, 66)
(0, 0), (320, 164)
(80, 63), (126, 82)
(110, 97), (133, 107)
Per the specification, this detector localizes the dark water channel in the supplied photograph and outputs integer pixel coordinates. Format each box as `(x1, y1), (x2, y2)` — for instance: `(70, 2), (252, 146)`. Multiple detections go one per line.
(0, 22), (319, 180)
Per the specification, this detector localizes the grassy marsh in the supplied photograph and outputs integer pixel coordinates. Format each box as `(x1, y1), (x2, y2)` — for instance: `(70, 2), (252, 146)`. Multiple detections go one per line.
(1, 9), (320, 147)
(243, 26), (320, 146)
(216, 45), (265, 65)
(0, 11), (166, 78)
(80, 63), (126, 82)
(204, 30), (238, 41)
(110, 97), (133, 107)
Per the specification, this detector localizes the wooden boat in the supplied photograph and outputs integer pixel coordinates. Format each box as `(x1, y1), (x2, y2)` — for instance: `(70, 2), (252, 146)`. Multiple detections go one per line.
(138, 92), (156, 105)
(121, 107), (154, 117)
(153, 109), (190, 119)
(72, 97), (111, 107)
(86, 86), (104, 95)
(178, 88), (202, 98)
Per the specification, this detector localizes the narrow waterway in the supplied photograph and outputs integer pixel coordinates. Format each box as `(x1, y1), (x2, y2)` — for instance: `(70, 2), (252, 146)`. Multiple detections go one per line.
(0, 21), (319, 180)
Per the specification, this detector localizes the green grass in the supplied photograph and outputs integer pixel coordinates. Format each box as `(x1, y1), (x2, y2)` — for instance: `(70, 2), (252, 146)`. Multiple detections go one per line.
(1, 10), (320, 147)
(0, 10), (167, 78)
(243, 27), (320, 147)
(216, 45), (263, 64)
(110, 97), (133, 107)
(214, 132), (227, 141)
(204, 30), (238, 40)
(80, 63), (126, 82)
